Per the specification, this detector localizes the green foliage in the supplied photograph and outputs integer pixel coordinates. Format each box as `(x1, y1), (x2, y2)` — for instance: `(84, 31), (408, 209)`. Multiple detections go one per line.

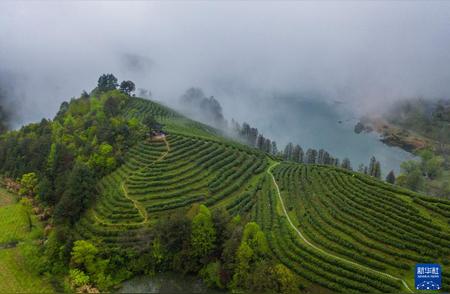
(71, 240), (99, 270)
(397, 160), (425, 192)
(191, 205), (216, 259)
(69, 269), (90, 287)
(0, 201), (30, 244)
(386, 170), (396, 184)
(54, 161), (96, 224)
(242, 222), (269, 258)
(97, 74), (118, 92)
(231, 222), (269, 291)
(18, 172), (38, 197)
(268, 163), (450, 292)
(18, 241), (48, 275)
(119, 80), (136, 95)
(419, 149), (444, 179)
(200, 261), (223, 289)
(88, 143), (116, 174)
(273, 263), (301, 294)
(70, 240), (114, 291)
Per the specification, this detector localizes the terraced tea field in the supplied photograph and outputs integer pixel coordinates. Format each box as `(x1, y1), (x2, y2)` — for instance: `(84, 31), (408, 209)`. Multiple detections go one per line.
(78, 97), (449, 292)
(77, 133), (268, 250)
(268, 163), (450, 292)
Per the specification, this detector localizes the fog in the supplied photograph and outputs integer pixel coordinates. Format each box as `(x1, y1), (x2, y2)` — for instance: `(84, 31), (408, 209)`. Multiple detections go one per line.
(1, 1), (450, 129)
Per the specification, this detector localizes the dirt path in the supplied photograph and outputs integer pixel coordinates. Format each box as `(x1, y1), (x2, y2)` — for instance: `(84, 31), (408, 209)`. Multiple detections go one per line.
(95, 137), (171, 226)
(122, 137), (171, 224)
(267, 162), (413, 293)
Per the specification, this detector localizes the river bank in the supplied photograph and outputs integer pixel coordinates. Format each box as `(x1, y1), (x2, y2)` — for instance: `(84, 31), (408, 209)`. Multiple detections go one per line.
(356, 116), (432, 153)
(118, 273), (225, 294)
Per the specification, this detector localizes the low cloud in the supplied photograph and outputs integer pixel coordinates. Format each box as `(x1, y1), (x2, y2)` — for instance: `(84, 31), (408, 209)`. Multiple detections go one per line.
(0, 1), (450, 126)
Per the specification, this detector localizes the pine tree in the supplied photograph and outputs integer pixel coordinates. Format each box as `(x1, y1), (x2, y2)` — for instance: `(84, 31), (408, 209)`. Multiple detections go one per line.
(264, 138), (271, 153)
(305, 149), (317, 164)
(323, 151), (330, 165)
(292, 145), (301, 162)
(271, 141), (278, 155)
(386, 170), (396, 184)
(369, 156), (377, 176)
(284, 143), (294, 161)
(256, 135), (264, 150)
(317, 149), (325, 164)
(374, 161), (382, 179)
(341, 158), (352, 170)
(298, 146), (304, 163)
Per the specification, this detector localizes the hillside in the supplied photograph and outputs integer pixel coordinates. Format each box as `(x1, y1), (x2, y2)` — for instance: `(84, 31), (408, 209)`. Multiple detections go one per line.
(79, 95), (449, 292)
(0, 87), (449, 293)
(0, 188), (53, 293)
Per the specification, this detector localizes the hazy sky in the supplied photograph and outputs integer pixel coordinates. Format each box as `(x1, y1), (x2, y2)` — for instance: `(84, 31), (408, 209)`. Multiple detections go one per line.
(1, 1), (450, 126)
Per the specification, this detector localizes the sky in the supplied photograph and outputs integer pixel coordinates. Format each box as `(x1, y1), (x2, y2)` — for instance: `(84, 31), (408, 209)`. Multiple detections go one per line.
(1, 1), (450, 127)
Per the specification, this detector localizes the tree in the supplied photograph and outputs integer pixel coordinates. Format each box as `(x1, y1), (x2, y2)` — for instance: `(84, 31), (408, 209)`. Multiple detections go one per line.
(71, 240), (99, 271)
(341, 158), (352, 170)
(119, 80), (135, 95)
(271, 141), (278, 155)
(283, 143), (294, 161)
(397, 160), (425, 192)
(143, 115), (159, 131)
(369, 156), (377, 176)
(419, 150), (444, 179)
(97, 74), (118, 92)
(191, 205), (216, 259)
(19, 172), (38, 197)
(305, 149), (317, 164)
(103, 96), (120, 117)
(200, 261), (223, 289)
(317, 149), (325, 164)
(292, 145), (302, 162)
(256, 135), (264, 150)
(386, 170), (396, 184)
(273, 263), (301, 294)
(54, 162), (96, 224)
(373, 161), (381, 179)
(231, 222), (269, 291)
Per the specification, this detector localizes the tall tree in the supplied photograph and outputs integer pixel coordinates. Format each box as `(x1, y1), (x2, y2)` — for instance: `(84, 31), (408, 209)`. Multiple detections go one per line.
(369, 156), (377, 176)
(54, 162), (96, 224)
(386, 170), (396, 184)
(341, 158), (352, 170)
(271, 141), (278, 155)
(256, 135), (265, 150)
(191, 205), (216, 259)
(283, 143), (294, 161)
(292, 145), (302, 162)
(373, 161), (382, 179)
(119, 80), (136, 95)
(97, 74), (118, 92)
(305, 149), (317, 164)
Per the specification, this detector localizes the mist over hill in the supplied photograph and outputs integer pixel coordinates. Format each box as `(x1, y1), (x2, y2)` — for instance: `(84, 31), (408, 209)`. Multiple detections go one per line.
(1, 1), (450, 128)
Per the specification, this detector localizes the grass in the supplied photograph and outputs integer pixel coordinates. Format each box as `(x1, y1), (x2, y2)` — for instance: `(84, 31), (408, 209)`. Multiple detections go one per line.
(0, 202), (30, 244)
(0, 248), (53, 293)
(0, 188), (53, 293)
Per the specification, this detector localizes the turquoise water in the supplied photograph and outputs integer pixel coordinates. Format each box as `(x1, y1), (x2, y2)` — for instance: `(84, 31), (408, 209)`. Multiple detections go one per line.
(228, 95), (416, 176)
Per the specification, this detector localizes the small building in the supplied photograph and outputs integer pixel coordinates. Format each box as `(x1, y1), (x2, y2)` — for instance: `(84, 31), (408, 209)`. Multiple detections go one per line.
(150, 129), (167, 139)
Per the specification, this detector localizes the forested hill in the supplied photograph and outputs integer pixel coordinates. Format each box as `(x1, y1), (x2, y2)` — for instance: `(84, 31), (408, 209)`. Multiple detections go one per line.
(0, 77), (449, 293)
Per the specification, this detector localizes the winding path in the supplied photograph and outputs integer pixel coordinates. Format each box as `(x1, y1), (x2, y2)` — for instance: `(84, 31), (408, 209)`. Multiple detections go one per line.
(122, 137), (171, 224)
(94, 137), (171, 226)
(267, 162), (413, 293)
